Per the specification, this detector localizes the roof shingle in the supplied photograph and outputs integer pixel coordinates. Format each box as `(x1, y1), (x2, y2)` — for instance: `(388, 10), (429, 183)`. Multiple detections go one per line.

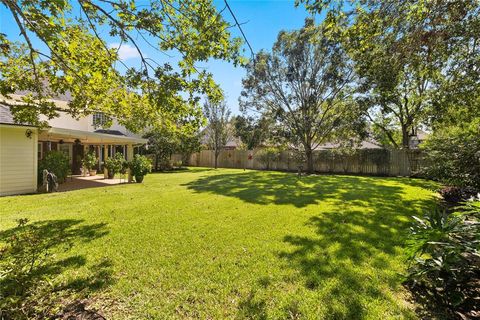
(0, 104), (35, 126)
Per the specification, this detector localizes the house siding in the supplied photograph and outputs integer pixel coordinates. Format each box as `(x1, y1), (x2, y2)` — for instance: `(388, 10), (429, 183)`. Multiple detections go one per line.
(0, 125), (38, 196)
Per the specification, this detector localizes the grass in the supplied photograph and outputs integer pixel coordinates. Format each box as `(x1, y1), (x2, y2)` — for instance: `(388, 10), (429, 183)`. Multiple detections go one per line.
(0, 168), (437, 319)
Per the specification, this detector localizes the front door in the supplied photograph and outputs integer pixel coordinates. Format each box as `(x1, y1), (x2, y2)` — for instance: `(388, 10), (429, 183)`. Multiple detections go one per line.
(72, 144), (84, 175)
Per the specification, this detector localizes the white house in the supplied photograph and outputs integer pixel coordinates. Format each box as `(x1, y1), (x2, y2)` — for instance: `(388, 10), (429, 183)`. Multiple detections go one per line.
(0, 95), (147, 196)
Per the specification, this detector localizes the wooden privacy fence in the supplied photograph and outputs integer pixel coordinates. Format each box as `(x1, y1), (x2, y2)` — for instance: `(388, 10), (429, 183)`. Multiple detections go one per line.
(172, 148), (424, 177)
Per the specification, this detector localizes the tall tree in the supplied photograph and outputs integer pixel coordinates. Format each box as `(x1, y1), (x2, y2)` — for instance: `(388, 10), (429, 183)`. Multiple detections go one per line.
(177, 131), (202, 165)
(233, 115), (272, 150)
(144, 126), (179, 171)
(240, 19), (359, 173)
(0, 0), (244, 130)
(297, 0), (480, 148)
(203, 100), (231, 169)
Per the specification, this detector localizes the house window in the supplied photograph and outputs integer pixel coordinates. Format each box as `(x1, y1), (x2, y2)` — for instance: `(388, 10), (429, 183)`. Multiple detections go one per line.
(58, 144), (72, 163)
(38, 143), (43, 160)
(92, 112), (107, 127)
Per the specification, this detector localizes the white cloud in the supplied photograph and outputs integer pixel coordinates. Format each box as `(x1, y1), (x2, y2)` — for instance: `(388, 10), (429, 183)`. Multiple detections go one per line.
(108, 43), (141, 61)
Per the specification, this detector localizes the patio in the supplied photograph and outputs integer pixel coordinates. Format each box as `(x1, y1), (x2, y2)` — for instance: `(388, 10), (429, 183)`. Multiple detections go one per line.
(58, 175), (129, 192)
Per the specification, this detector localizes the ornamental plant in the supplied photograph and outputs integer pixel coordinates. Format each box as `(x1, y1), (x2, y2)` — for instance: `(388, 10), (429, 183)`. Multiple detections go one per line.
(405, 202), (480, 318)
(128, 155), (152, 182)
(38, 151), (70, 184)
(82, 152), (97, 170)
(104, 153), (126, 178)
(0, 218), (73, 318)
(422, 129), (480, 190)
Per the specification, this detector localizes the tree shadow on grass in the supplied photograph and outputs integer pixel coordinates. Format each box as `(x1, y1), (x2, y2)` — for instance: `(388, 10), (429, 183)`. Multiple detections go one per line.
(236, 290), (268, 320)
(153, 167), (215, 174)
(279, 198), (434, 318)
(183, 170), (435, 208)
(0, 219), (113, 318)
(184, 170), (435, 317)
(0, 219), (109, 245)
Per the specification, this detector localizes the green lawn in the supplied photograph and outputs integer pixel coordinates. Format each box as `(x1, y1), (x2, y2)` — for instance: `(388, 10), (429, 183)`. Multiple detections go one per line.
(0, 168), (437, 319)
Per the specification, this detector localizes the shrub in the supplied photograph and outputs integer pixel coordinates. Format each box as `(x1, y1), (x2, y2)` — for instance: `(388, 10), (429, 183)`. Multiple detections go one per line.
(405, 202), (480, 318)
(173, 160), (183, 168)
(82, 152), (97, 170)
(439, 186), (479, 205)
(38, 151), (70, 184)
(104, 153), (125, 178)
(0, 218), (72, 318)
(422, 130), (480, 189)
(256, 147), (281, 170)
(129, 155), (152, 181)
(157, 157), (173, 171)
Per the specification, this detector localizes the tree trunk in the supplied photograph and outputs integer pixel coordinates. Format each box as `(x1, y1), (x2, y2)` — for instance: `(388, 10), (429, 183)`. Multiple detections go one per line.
(214, 150), (218, 169)
(401, 125), (410, 149)
(306, 147), (314, 174)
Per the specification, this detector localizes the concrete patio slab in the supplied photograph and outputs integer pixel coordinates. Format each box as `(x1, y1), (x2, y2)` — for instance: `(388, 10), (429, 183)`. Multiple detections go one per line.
(58, 175), (129, 192)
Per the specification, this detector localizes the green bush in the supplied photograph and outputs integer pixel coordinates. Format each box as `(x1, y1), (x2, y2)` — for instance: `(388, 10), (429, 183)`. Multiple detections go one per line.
(422, 130), (480, 190)
(104, 153), (125, 177)
(405, 202), (480, 317)
(82, 152), (97, 170)
(0, 218), (72, 318)
(157, 157), (173, 171)
(129, 155), (152, 180)
(256, 147), (281, 170)
(38, 151), (70, 184)
(173, 160), (183, 168)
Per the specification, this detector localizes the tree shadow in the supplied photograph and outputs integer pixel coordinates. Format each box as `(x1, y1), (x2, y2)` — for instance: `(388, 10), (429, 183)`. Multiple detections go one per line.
(184, 170), (435, 317)
(279, 199), (435, 318)
(236, 290), (268, 320)
(0, 219), (109, 244)
(154, 167), (215, 174)
(0, 219), (113, 318)
(183, 170), (435, 208)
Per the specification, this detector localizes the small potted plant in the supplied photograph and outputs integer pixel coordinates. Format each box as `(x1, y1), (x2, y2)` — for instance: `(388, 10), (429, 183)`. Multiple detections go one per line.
(129, 154), (152, 183)
(104, 153), (125, 179)
(83, 152), (98, 176)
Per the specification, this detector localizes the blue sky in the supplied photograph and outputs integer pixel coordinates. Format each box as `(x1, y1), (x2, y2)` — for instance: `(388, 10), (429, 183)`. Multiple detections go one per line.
(0, 0), (311, 114)
(209, 0), (311, 113)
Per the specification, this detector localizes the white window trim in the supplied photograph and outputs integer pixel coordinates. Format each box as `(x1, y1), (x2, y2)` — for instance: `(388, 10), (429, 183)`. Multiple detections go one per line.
(38, 142), (43, 160)
(57, 143), (73, 164)
(93, 112), (107, 128)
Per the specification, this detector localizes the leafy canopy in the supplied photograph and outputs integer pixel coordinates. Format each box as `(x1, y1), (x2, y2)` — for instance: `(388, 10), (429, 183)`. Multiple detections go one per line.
(232, 115), (272, 150)
(296, 0), (480, 149)
(203, 99), (232, 168)
(240, 18), (361, 172)
(0, 0), (245, 131)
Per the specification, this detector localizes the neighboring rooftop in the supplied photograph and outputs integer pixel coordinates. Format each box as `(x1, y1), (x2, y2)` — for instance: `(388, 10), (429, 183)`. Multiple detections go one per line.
(314, 140), (382, 150)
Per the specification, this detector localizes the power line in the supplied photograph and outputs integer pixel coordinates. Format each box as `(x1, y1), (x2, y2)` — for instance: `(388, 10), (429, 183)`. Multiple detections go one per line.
(223, 0), (255, 61)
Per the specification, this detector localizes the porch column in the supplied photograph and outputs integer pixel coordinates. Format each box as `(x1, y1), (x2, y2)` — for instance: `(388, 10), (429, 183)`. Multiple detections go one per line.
(82, 144), (88, 176)
(103, 144), (109, 179)
(127, 144), (133, 182)
(97, 145), (101, 171)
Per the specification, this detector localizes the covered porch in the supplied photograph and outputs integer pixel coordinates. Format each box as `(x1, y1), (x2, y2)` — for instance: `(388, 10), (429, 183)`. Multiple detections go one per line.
(38, 127), (147, 183)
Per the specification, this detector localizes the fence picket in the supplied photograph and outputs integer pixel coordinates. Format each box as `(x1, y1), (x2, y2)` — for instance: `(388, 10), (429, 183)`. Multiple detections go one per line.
(171, 148), (423, 177)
